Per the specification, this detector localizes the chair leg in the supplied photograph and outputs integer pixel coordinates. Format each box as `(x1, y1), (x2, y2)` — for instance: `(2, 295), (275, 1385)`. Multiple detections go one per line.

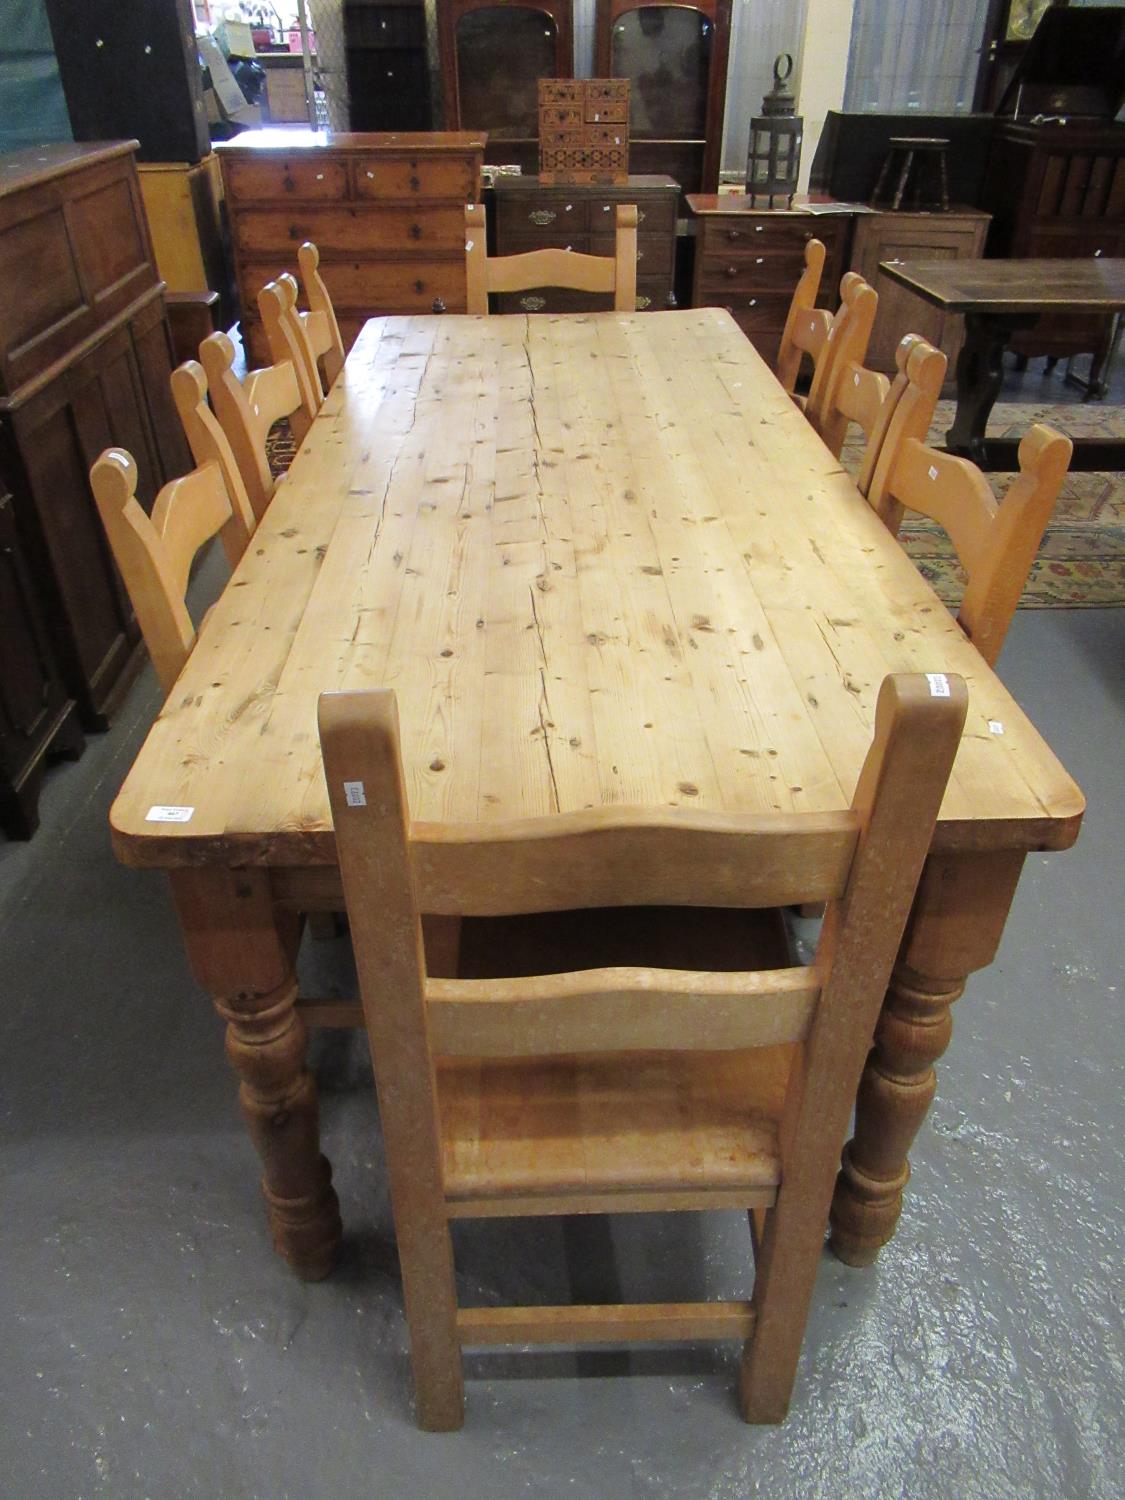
(397, 1216), (465, 1431)
(737, 1187), (828, 1423)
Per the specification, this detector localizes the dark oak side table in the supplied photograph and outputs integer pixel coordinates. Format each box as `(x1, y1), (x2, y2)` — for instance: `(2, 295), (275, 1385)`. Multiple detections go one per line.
(880, 257), (1125, 472)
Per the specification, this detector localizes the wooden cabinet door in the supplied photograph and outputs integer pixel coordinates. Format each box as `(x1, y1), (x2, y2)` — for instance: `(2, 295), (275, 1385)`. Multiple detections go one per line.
(0, 491), (76, 837)
(0, 495), (69, 769)
(10, 320), (166, 726)
(851, 213), (990, 376)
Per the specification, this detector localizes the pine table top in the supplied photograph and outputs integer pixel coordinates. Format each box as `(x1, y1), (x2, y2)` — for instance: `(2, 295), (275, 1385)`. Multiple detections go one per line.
(111, 309), (1084, 869)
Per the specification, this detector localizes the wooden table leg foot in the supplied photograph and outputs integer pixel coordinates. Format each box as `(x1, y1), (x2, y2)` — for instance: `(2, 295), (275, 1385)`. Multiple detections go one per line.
(829, 849), (1025, 1264)
(218, 981), (343, 1280)
(829, 962), (962, 1264)
(173, 867), (343, 1280)
(260, 1157), (341, 1282)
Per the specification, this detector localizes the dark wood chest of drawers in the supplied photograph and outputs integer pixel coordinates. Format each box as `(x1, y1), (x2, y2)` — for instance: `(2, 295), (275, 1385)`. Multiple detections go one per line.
(218, 131), (485, 366)
(687, 197), (851, 370)
(493, 174), (680, 313)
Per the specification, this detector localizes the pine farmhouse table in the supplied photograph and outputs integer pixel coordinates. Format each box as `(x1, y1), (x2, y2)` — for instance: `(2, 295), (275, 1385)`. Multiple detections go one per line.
(880, 256), (1125, 471)
(109, 310), (1084, 1280)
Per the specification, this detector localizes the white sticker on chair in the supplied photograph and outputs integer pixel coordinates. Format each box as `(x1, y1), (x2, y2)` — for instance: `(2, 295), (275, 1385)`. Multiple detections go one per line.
(146, 805), (194, 823)
(989, 720), (1004, 735)
(343, 781), (367, 807)
(926, 673), (951, 697)
(928, 465), (939, 480)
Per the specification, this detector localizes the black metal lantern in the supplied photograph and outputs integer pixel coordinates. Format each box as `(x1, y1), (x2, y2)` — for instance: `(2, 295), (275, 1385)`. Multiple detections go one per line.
(746, 54), (803, 208)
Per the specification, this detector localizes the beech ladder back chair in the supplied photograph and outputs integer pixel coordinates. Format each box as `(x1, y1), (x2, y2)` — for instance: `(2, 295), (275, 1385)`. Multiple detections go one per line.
(297, 241), (346, 390)
(260, 273), (325, 419)
(828, 333), (935, 495)
(864, 335), (948, 526)
(199, 329), (316, 524)
(776, 237), (829, 395)
(874, 424), (1072, 666)
(171, 359), (259, 536)
(465, 202), (638, 315)
(319, 672), (968, 1430)
(804, 273), (879, 451)
(90, 445), (250, 698)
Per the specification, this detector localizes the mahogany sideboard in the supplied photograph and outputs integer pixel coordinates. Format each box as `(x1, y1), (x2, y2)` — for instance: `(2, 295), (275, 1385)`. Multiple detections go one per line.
(0, 141), (189, 775)
(216, 131), (486, 367)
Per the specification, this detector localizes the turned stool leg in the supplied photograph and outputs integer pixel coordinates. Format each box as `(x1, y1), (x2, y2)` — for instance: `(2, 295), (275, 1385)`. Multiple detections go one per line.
(892, 149), (914, 211)
(829, 850), (1025, 1266)
(171, 866), (343, 1280)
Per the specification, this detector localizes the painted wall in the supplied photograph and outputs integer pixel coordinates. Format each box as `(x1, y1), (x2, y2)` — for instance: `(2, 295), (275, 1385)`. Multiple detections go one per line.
(0, 0), (71, 153)
(793, 0), (854, 190)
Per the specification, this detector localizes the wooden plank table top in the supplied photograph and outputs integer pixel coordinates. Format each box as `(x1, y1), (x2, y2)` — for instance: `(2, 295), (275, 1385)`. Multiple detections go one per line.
(111, 308), (1083, 870)
(878, 256), (1125, 314)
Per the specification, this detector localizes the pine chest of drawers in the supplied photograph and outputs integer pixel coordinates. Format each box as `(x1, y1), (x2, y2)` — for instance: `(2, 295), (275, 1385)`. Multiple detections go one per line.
(493, 174), (680, 313)
(687, 197), (853, 370)
(217, 131), (486, 365)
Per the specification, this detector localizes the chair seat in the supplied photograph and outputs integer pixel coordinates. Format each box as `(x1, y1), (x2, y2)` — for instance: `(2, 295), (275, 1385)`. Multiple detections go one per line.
(439, 1044), (792, 1214)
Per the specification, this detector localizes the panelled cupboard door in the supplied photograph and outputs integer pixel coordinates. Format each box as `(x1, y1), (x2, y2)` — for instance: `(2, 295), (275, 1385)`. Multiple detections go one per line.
(6, 321), (174, 727)
(850, 211), (991, 376)
(0, 493), (73, 818)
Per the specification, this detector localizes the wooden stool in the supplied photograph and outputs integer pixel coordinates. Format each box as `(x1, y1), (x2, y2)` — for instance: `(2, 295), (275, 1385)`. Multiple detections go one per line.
(871, 137), (950, 212)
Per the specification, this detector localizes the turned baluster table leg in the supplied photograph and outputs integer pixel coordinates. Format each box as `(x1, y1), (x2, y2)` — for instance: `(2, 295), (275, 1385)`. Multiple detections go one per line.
(171, 866), (343, 1280)
(829, 849), (1025, 1266)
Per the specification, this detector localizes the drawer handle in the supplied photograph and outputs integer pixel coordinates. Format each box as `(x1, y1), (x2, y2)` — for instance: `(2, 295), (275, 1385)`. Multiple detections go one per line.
(410, 175), (421, 191)
(367, 170), (375, 178)
(747, 298), (757, 307)
(413, 279), (425, 293)
(520, 295), (547, 311)
(530, 209), (557, 226)
(755, 225), (765, 233)
(316, 172), (325, 181)
(756, 256), (764, 264)
(639, 208), (646, 223)
(432, 297), (446, 314)
(727, 229), (743, 241)
(409, 223), (422, 240)
(725, 265), (739, 278)
(283, 175), (296, 193)
(635, 294), (651, 310)
(637, 248), (644, 262)
(288, 225), (302, 240)
(1094, 248), (1103, 257)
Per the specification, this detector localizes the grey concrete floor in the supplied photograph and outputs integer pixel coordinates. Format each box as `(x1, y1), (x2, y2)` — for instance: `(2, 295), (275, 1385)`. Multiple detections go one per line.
(3, 386), (1124, 1498)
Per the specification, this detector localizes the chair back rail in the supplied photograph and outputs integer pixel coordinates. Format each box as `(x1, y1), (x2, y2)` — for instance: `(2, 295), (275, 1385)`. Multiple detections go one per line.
(884, 425), (1072, 665)
(776, 238), (827, 394)
(260, 273), (324, 416)
(806, 273), (879, 450)
(90, 447), (239, 696)
(865, 335), (948, 529)
(298, 241), (346, 387)
(170, 360), (257, 557)
(199, 330), (306, 522)
(466, 203), (638, 314)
